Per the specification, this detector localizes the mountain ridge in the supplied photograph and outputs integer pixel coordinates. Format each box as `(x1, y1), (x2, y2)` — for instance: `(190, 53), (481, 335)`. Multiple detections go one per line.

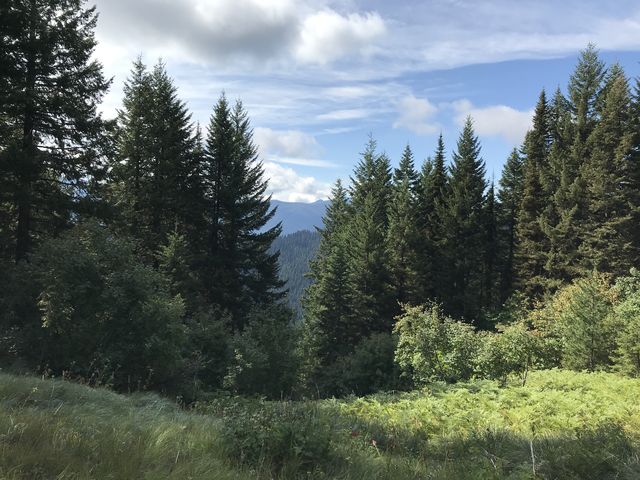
(266, 199), (329, 235)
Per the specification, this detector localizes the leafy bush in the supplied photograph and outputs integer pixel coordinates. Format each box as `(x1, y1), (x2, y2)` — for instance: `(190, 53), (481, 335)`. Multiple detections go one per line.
(394, 303), (481, 384)
(530, 271), (616, 372)
(200, 397), (333, 476)
(477, 321), (537, 385)
(610, 269), (640, 376)
(317, 332), (405, 397)
(224, 305), (299, 399)
(26, 221), (186, 390)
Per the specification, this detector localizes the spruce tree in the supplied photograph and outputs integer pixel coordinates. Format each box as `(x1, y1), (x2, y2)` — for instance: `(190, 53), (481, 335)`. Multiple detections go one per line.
(483, 182), (498, 310)
(203, 95), (284, 330)
(303, 180), (352, 362)
(387, 145), (420, 307)
(496, 148), (524, 301)
(580, 69), (639, 274)
(346, 139), (393, 337)
(544, 47), (606, 290)
(111, 60), (205, 263)
(542, 89), (579, 289)
(514, 91), (551, 298)
(0, 0), (110, 260)
(441, 118), (487, 319)
(417, 135), (449, 302)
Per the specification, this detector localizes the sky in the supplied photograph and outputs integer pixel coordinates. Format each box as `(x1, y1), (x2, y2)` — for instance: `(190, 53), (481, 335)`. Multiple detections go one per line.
(92, 0), (640, 202)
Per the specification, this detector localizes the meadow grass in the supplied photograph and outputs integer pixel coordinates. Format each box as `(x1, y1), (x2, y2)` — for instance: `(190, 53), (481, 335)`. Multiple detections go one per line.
(1, 370), (640, 479)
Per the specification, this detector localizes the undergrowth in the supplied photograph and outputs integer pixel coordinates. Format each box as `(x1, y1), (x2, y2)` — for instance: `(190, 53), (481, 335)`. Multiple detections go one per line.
(1, 370), (640, 479)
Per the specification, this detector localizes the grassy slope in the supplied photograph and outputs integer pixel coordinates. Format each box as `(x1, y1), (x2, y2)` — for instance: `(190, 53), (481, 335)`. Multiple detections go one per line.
(2, 370), (640, 479)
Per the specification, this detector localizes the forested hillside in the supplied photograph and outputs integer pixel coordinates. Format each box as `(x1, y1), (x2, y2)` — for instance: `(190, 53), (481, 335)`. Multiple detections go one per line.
(301, 45), (640, 394)
(3, 1), (640, 477)
(266, 200), (328, 234)
(271, 230), (321, 319)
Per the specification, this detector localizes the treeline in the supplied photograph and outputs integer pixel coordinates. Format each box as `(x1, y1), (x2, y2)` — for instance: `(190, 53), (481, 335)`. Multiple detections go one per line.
(0, 0), (291, 398)
(302, 46), (640, 394)
(3, 0), (640, 401)
(270, 230), (321, 319)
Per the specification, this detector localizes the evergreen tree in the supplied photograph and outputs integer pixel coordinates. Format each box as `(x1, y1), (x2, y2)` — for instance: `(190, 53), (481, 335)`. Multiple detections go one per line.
(111, 60), (204, 260)
(0, 0), (110, 260)
(514, 91), (551, 298)
(346, 139), (393, 336)
(496, 148), (524, 301)
(203, 95), (284, 330)
(580, 68), (639, 274)
(482, 182), (498, 310)
(441, 118), (487, 319)
(416, 134), (449, 302)
(387, 145), (420, 307)
(544, 47), (606, 290)
(303, 180), (352, 363)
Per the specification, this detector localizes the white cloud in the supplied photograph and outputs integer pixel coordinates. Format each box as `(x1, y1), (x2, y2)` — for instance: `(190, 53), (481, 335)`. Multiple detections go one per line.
(253, 127), (336, 168)
(393, 95), (439, 135)
(452, 99), (533, 144)
(254, 127), (321, 158)
(95, 0), (386, 69)
(263, 162), (331, 202)
(295, 10), (386, 65)
(317, 109), (371, 121)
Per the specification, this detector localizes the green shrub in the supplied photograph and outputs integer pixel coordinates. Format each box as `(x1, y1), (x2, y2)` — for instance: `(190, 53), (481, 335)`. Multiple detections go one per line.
(200, 397), (333, 476)
(27, 221), (186, 390)
(394, 303), (481, 384)
(477, 321), (537, 385)
(611, 269), (640, 376)
(318, 332), (405, 397)
(224, 305), (299, 399)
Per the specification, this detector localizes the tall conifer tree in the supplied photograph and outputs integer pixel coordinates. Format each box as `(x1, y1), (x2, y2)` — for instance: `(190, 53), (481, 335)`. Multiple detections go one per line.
(496, 148), (524, 301)
(441, 118), (487, 319)
(0, 0), (110, 260)
(387, 145), (420, 307)
(303, 180), (352, 362)
(203, 95), (283, 330)
(580, 68), (639, 274)
(347, 139), (393, 336)
(417, 134), (449, 302)
(514, 91), (551, 297)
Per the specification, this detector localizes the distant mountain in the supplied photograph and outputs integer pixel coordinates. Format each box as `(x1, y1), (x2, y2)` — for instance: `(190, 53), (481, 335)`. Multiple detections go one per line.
(270, 230), (321, 320)
(266, 200), (328, 235)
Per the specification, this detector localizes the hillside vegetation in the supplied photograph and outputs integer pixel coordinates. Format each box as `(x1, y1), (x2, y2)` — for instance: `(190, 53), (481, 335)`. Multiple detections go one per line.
(2, 370), (640, 479)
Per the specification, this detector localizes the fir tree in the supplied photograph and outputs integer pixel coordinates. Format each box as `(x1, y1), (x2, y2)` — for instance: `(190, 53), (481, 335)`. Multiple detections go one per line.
(387, 145), (420, 307)
(441, 118), (487, 319)
(542, 89), (580, 290)
(497, 148), (524, 301)
(483, 182), (498, 310)
(111, 60), (204, 263)
(416, 134), (449, 302)
(346, 139), (393, 337)
(203, 95), (284, 330)
(580, 68), (639, 274)
(0, 0), (111, 260)
(514, 91), (551, 298)
(303, 180), (352, 363)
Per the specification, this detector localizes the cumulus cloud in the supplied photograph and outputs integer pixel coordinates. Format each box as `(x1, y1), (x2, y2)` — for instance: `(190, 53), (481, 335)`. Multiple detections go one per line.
(254, 127), (335, 167)
(295, 11), (386, 65)
(393, 95), (439, 135)
(254, 127), (320, 158)
(452, 99), (533, 144)
(94, 0), (386, 68)
(263, 162), (332, 202)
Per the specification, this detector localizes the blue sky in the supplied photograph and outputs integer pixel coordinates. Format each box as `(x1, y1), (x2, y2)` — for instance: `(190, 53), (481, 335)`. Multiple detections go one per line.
(93, 0), (640, 201)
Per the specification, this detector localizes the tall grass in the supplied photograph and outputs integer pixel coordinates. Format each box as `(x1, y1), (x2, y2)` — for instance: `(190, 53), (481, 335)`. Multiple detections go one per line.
(1, 370), (640, 479)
